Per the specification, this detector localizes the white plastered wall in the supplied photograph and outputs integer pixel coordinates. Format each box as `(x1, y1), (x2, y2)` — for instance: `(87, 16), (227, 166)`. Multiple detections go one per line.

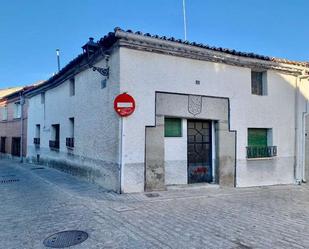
(27, 49), (121, 191)
(164, 119), (187, 185)
(119, 47), (299, 193)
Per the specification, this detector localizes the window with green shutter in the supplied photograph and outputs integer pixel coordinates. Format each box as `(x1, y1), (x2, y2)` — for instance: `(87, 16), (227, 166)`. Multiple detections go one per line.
(247, 128), (277, 158)
(248, 128), (267, 147)
(164, 118), (182, 137)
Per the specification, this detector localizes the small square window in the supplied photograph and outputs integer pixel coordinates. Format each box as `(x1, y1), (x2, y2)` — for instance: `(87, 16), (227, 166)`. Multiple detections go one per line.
(251, 71), (267, 96)
(164, 118), (182, 137)
(248, 128), (268, 147)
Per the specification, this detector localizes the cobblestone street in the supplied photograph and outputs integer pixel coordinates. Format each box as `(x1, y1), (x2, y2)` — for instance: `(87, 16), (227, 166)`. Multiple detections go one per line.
(0, 159), (309, 249)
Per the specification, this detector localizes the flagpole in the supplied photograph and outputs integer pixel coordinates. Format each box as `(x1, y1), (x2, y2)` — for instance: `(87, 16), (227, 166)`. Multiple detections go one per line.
(183, 0), (187, 40)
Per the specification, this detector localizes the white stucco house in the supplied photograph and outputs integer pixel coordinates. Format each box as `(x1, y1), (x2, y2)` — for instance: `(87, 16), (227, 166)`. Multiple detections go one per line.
(25, 28), (309, 193)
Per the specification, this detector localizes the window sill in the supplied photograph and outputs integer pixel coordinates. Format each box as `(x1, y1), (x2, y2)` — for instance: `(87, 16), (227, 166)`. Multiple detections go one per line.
(247, 156), (276, 161)
(251, 94), (267, 97)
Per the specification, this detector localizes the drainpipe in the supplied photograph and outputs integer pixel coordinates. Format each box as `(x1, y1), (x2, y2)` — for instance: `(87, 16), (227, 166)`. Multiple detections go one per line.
(302, 110), (309, 183)
(300, 75), (309, 183)
(295, 73), (309, 184)
(20, 92), (25, 163)
(294, 76), (299, 183)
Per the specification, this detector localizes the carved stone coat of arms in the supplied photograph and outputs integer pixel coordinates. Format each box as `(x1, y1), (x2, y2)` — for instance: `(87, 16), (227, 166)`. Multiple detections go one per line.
(188, 95), (202, 116)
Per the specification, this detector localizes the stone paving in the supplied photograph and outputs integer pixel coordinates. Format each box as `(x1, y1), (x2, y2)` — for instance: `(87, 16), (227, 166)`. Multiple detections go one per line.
(0, 159), (309, 249)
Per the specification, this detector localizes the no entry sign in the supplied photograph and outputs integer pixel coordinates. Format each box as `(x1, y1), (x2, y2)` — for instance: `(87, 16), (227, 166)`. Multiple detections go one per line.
(114, 93), (136, 117)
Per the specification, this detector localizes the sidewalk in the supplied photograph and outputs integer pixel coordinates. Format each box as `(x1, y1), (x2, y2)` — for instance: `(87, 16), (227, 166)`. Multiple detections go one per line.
(0, 159), (308, 249)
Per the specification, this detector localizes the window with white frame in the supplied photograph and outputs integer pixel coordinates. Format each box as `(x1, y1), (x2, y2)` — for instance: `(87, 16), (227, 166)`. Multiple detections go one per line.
(66, 117), (75, 148)
(34, 124), (41, 145)
(50, 124), (60, 150)
(1, 106), (8, 120)
(14, 102), (21, 119)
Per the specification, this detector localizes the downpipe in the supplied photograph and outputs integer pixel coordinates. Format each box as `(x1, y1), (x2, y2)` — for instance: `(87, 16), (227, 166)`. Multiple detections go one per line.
(294, 76), (299, 184)
(302, 111), (309, 183)
(295, 73), (309, 185)
(20, 92), (25, 163)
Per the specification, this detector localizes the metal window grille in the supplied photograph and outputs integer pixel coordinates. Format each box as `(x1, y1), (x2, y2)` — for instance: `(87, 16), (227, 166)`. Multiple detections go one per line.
(247, 146), (277, 158)
(49, 140), (60, 149)
(66, 137), (74, 148)
(33, 138), (40, 145)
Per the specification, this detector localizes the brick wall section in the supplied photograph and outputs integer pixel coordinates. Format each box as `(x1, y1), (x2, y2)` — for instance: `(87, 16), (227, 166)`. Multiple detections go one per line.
(0, 97), (28, 157)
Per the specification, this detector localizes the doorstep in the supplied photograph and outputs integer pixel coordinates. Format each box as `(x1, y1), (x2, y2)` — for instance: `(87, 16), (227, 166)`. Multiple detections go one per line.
(166, 183), (219, 191)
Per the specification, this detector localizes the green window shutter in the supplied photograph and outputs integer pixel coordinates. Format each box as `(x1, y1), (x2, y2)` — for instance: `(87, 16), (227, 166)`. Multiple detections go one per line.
(248, 128), (267, 147)
(165, 118), (182, 137)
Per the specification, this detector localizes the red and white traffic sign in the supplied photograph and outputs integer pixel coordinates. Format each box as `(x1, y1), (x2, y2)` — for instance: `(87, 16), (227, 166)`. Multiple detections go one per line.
(114, 93), (135, 117)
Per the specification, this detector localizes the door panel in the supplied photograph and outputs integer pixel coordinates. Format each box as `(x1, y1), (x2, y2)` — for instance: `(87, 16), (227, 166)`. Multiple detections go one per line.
(187, 120), (212, 183)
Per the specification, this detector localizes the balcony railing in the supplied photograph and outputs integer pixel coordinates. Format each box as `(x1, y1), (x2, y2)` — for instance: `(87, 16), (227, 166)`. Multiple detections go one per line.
(49, 140), (59, 149)
(33, 138), (40, 145)
(246, 146), (277, 159)
(66, 137), (74, 148)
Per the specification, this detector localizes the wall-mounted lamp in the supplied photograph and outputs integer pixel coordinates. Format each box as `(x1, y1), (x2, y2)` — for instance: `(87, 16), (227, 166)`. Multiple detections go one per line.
(82, 37), (109, 78)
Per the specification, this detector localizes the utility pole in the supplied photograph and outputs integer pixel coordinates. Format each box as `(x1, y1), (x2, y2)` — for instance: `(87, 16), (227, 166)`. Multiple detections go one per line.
(182, 0), (187, 40)
(56, 49), (61, 72)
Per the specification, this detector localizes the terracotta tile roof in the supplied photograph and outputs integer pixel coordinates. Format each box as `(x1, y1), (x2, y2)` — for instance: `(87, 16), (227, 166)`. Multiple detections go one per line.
(0, 87), (23, 98)
(0, 81), (45, 100)
(110, 27), (309, 67)
(25, 27), (308, 96)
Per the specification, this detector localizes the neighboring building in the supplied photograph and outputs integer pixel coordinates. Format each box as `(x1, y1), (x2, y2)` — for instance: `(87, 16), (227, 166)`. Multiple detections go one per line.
(0, 87), (23, 98)
(0, 86), (34, 159)
(25, 28), (309, 193)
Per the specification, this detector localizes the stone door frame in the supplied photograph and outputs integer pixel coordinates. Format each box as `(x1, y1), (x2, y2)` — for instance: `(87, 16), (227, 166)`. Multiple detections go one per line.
(145, 92), (237, 191)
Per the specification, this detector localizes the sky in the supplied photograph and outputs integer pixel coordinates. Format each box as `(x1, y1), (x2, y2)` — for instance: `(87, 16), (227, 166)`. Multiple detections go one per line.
(0, 0), (308, 88)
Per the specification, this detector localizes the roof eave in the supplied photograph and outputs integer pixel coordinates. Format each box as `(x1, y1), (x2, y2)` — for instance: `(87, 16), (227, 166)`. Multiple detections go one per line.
(114, 28), (309, 72)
